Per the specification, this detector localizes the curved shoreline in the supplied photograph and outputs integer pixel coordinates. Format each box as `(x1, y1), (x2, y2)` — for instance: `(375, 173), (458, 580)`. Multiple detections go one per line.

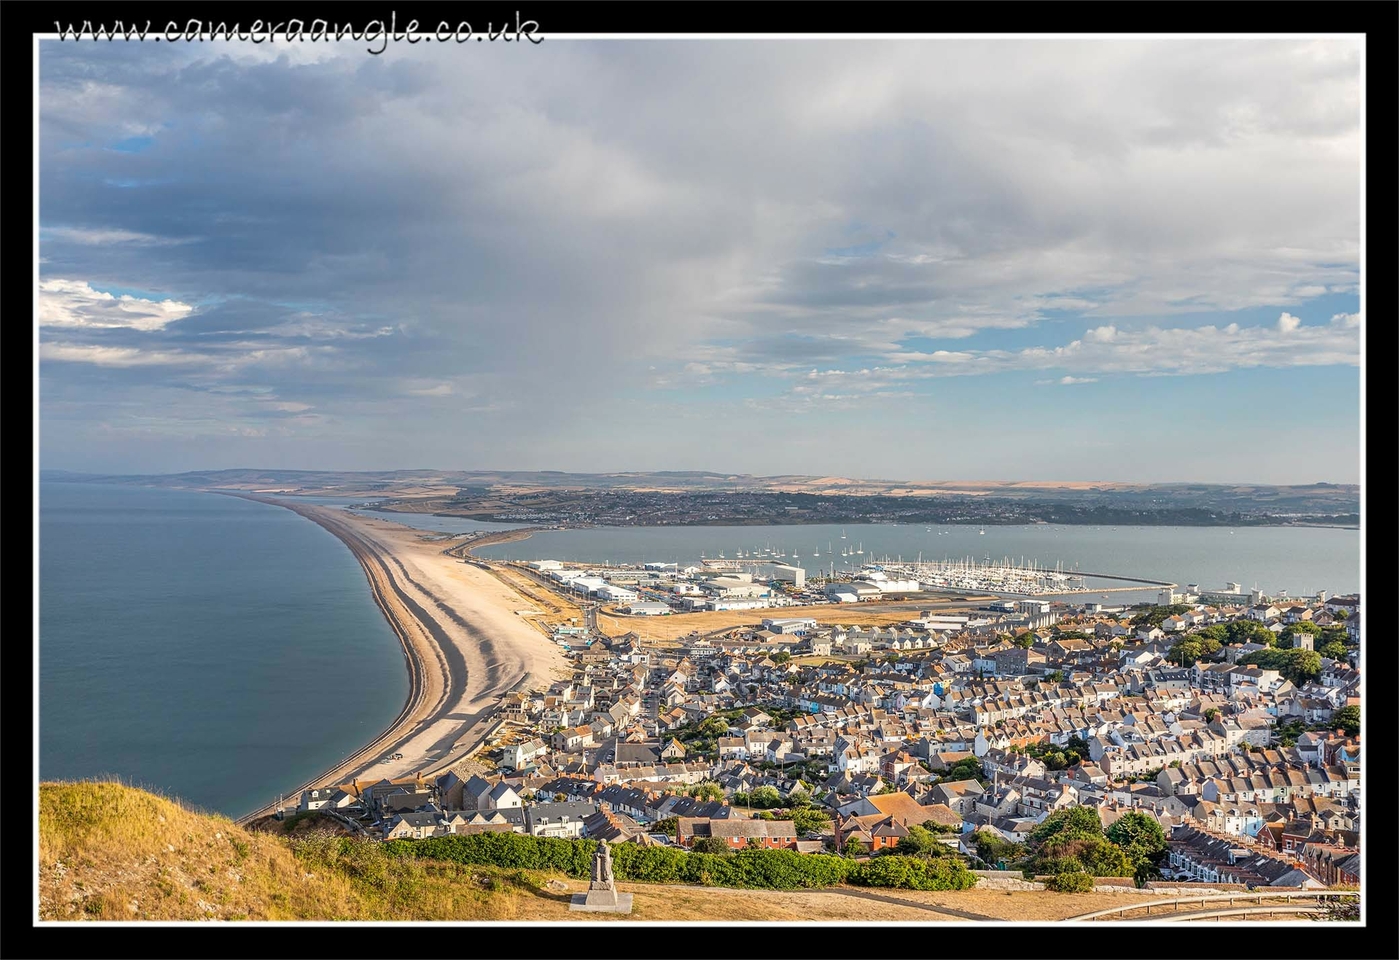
(230, 499), (560, 825)
(231, 497), (440, 822)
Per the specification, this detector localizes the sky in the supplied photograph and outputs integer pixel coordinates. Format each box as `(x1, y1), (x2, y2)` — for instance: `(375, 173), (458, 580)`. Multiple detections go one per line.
(38, 37), (1362, 483)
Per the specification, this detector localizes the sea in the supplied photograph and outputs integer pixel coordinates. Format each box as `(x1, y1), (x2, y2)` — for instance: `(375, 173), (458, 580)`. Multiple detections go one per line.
(38, 482), (409, 819)
(39, 484), (1360, 818)
(469, 521), (1361, 601)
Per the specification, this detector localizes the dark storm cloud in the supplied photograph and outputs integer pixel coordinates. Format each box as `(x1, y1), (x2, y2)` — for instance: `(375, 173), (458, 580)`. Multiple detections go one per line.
(38, 38), (1360, 475)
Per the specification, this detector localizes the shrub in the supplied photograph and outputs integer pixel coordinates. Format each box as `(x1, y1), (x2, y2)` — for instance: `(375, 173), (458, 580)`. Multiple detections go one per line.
(690, 837), (732, 855)
(1045, 871), (1094, 893)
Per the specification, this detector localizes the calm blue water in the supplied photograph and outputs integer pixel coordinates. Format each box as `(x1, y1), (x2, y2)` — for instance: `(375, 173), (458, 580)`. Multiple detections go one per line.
(39, 482), (408, 818)
(473, 522), (1360, 599)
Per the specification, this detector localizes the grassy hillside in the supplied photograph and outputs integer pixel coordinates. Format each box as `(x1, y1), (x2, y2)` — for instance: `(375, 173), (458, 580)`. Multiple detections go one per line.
(39, 781), (532, 920)
(39, 780), (1162, 921)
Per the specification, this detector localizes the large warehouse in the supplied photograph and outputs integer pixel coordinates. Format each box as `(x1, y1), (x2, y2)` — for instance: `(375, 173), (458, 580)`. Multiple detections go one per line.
(768, 564), (806, 588)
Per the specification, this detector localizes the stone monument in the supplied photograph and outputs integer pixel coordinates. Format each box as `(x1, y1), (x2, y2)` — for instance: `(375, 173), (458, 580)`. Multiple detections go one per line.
(569, 841), (633, 913)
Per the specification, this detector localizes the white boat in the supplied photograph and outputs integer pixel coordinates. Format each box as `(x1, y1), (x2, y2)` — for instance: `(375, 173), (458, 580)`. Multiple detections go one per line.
(841, 528), (847, 539)
(979, 528), (986, 535)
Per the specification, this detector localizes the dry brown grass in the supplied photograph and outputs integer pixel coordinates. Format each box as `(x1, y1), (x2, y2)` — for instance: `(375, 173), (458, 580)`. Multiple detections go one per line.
(39, 781), (525, 921)
(486, 565), (585, 633)
(598, 605), (980, 642)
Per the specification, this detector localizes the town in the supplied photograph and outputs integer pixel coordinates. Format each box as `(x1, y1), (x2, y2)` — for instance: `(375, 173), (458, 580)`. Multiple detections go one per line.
(286, 556), (1361, 896)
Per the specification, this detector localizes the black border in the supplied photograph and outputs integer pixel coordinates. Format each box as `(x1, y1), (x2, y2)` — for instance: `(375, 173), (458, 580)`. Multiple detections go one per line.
(10, 3), (1397, 958)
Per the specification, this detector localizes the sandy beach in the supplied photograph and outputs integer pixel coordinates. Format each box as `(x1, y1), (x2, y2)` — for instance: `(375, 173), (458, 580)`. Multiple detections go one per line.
(235, 499), (567, 823)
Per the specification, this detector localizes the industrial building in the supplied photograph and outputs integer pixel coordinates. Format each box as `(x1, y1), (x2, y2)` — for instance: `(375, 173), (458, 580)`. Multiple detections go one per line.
(768, 564), (806, 588)
(761, 617), (818, 635)
(702, 576), (771, 600)
(824, 582), (883, 601)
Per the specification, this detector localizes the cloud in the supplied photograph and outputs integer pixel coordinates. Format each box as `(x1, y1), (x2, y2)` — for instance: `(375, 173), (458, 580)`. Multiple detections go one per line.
(35, 38), (1360, 474)
(1330, 312), (1360, 328)
(40, 342), (200, 367)
(740, 314), (1359, 406)
(39, 279), (194, 331)
(1277, 312), (1302, 333)
(43, 226), (191, 246)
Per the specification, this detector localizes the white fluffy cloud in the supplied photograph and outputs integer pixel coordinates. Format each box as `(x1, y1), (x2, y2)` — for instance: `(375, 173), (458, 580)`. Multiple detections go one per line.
(1277, 312), (1302, 333)
(39, 279), (193, 331)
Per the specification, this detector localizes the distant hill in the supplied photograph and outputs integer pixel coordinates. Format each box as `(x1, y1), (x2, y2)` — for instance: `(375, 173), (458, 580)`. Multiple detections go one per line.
(49, 468), (1358, 521)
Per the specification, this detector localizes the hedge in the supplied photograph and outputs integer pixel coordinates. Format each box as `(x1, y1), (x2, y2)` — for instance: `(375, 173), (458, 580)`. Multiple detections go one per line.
(381, 834), (978, 892)
(849, 855), (978, 891)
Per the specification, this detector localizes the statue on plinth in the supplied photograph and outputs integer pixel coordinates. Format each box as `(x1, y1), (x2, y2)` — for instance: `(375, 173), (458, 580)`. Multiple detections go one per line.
(591, 840), (615, 886)
(571, 840), (632, 913)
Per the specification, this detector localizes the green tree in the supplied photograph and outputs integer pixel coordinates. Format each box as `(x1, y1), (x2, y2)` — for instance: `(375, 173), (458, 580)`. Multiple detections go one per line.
(1202, 707), (1220, 723)
(1031, 806), (1104, 845)
(1167, 639), (1203, 667)
(691, 836), (732, 855)
(698, 717), (730, 738)
(895, 825), (939, 857)
(1317, 640), (1348, 661)
(1105, 812), (1167, 874)
(1013, 635), (1035, 649)
(770, 651), (791, 665)
(653, 817), (679, 838)
(1333, 704), (1360, 736)
(791, 807), (831, 836)
(1198, 623), (1229, 643)
(1034, 836), (1131, 877)
(1238, 648), (1323, 685)
(972, 829), (1019, 868)
(844, 837), (865, 859)
(740, 785), (782, 809)
(938, 757), (984, 783)
(1224, 619), (1277, 646)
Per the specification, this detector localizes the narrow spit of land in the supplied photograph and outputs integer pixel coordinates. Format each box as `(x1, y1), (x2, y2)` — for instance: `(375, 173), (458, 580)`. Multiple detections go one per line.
(233, 499), (566, 824)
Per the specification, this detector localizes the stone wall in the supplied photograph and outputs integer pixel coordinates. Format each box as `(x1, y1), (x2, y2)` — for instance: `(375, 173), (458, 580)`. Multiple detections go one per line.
(972, 870), (1044, 891)
(1143, 881), (1249, 895)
